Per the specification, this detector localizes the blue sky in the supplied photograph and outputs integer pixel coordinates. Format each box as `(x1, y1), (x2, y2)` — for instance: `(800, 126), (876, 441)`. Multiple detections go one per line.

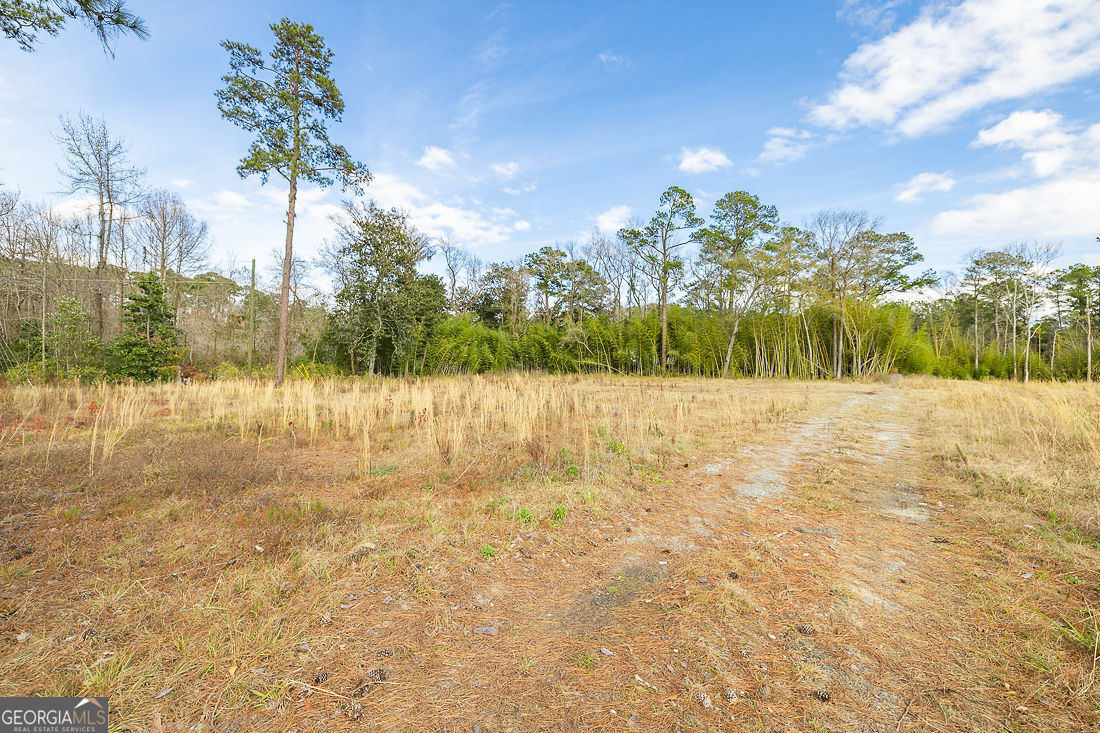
(2, 0), (1099, 287)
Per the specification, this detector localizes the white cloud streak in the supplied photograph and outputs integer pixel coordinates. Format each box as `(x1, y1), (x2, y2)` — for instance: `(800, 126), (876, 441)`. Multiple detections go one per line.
(810, 0), (1100, 137)
(492, 161), (520, 179)
(757, 127), (813, 164)
(971, 109), (1077, 177)
(895, 171), (955, 203)
(932, 170), (1100, 239)
(415, 145), (456, 171)
(597, 50), (630, 68)
(838, 0), (912, 33)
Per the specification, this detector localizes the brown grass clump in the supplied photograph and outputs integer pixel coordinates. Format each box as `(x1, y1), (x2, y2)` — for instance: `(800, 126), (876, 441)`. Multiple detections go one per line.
(918, 378), (1100, 543)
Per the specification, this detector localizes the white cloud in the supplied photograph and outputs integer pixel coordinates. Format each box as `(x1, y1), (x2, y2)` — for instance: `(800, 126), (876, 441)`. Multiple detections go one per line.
(810, 0), (1100, 137)
(595, 205), (631, 233)
(933, 110), (1100, 239)
(415, 145), (456, 171)
(50, 195), (100, 218)
(211, 190), (251, 209)
(757, 127), (813, 164)
(932, 169), (1100, 239)
(183, 185), (344, 273)
(492, 161), (520, 178)
(477, 30), (507, 65)
(411, 202), (513, 245)
(895, 171), (955, 203)
(513, 219), (531, 231)
(597, 50), (629, 68)
(503, 181), (537, 195)
(838, 0), (912, 32)
(973, 109), (1070, 149)
(180, 172), (522, 258)
(368, 173), (430, 210)
(170, 178), (194, 188)
(288, 187), (344, 227)
(198, 186), (338, 226)
(678, 147), (732, 174)
(368, 172), (515, 246)
(971, 109), (1077, 177)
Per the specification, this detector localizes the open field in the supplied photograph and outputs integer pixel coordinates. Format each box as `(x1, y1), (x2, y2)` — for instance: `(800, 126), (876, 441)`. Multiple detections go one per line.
(0, 375), (1098, 732)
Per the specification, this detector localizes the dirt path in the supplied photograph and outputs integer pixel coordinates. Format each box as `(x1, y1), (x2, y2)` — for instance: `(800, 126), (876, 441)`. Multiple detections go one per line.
(290, 384), (1075, 732)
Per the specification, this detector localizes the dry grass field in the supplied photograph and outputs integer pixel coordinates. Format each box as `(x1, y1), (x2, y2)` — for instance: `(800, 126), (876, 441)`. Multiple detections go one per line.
(0, 375), (1097, 731)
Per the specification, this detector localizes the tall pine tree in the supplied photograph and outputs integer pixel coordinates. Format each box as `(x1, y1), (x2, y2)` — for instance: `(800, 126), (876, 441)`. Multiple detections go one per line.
(217, 19), (369, 385)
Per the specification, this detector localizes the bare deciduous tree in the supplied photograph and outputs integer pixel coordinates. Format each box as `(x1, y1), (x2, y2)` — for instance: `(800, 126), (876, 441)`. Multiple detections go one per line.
(137, 188), (210, 313)
(807, 209), (877, 379)
(56, 112), (143, 337)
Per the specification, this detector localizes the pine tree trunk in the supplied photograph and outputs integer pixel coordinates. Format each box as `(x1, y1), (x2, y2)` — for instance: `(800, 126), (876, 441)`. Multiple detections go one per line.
(274, 173), (297, 386)
(1087, 293), (1093, 382)
(275, 62), (303, 387)
(973, 287), (979, 372)
(660, 280), (668, 373)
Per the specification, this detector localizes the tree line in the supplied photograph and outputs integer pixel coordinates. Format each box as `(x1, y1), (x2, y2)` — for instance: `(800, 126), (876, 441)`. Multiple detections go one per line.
(3, 138), (1096, 383)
